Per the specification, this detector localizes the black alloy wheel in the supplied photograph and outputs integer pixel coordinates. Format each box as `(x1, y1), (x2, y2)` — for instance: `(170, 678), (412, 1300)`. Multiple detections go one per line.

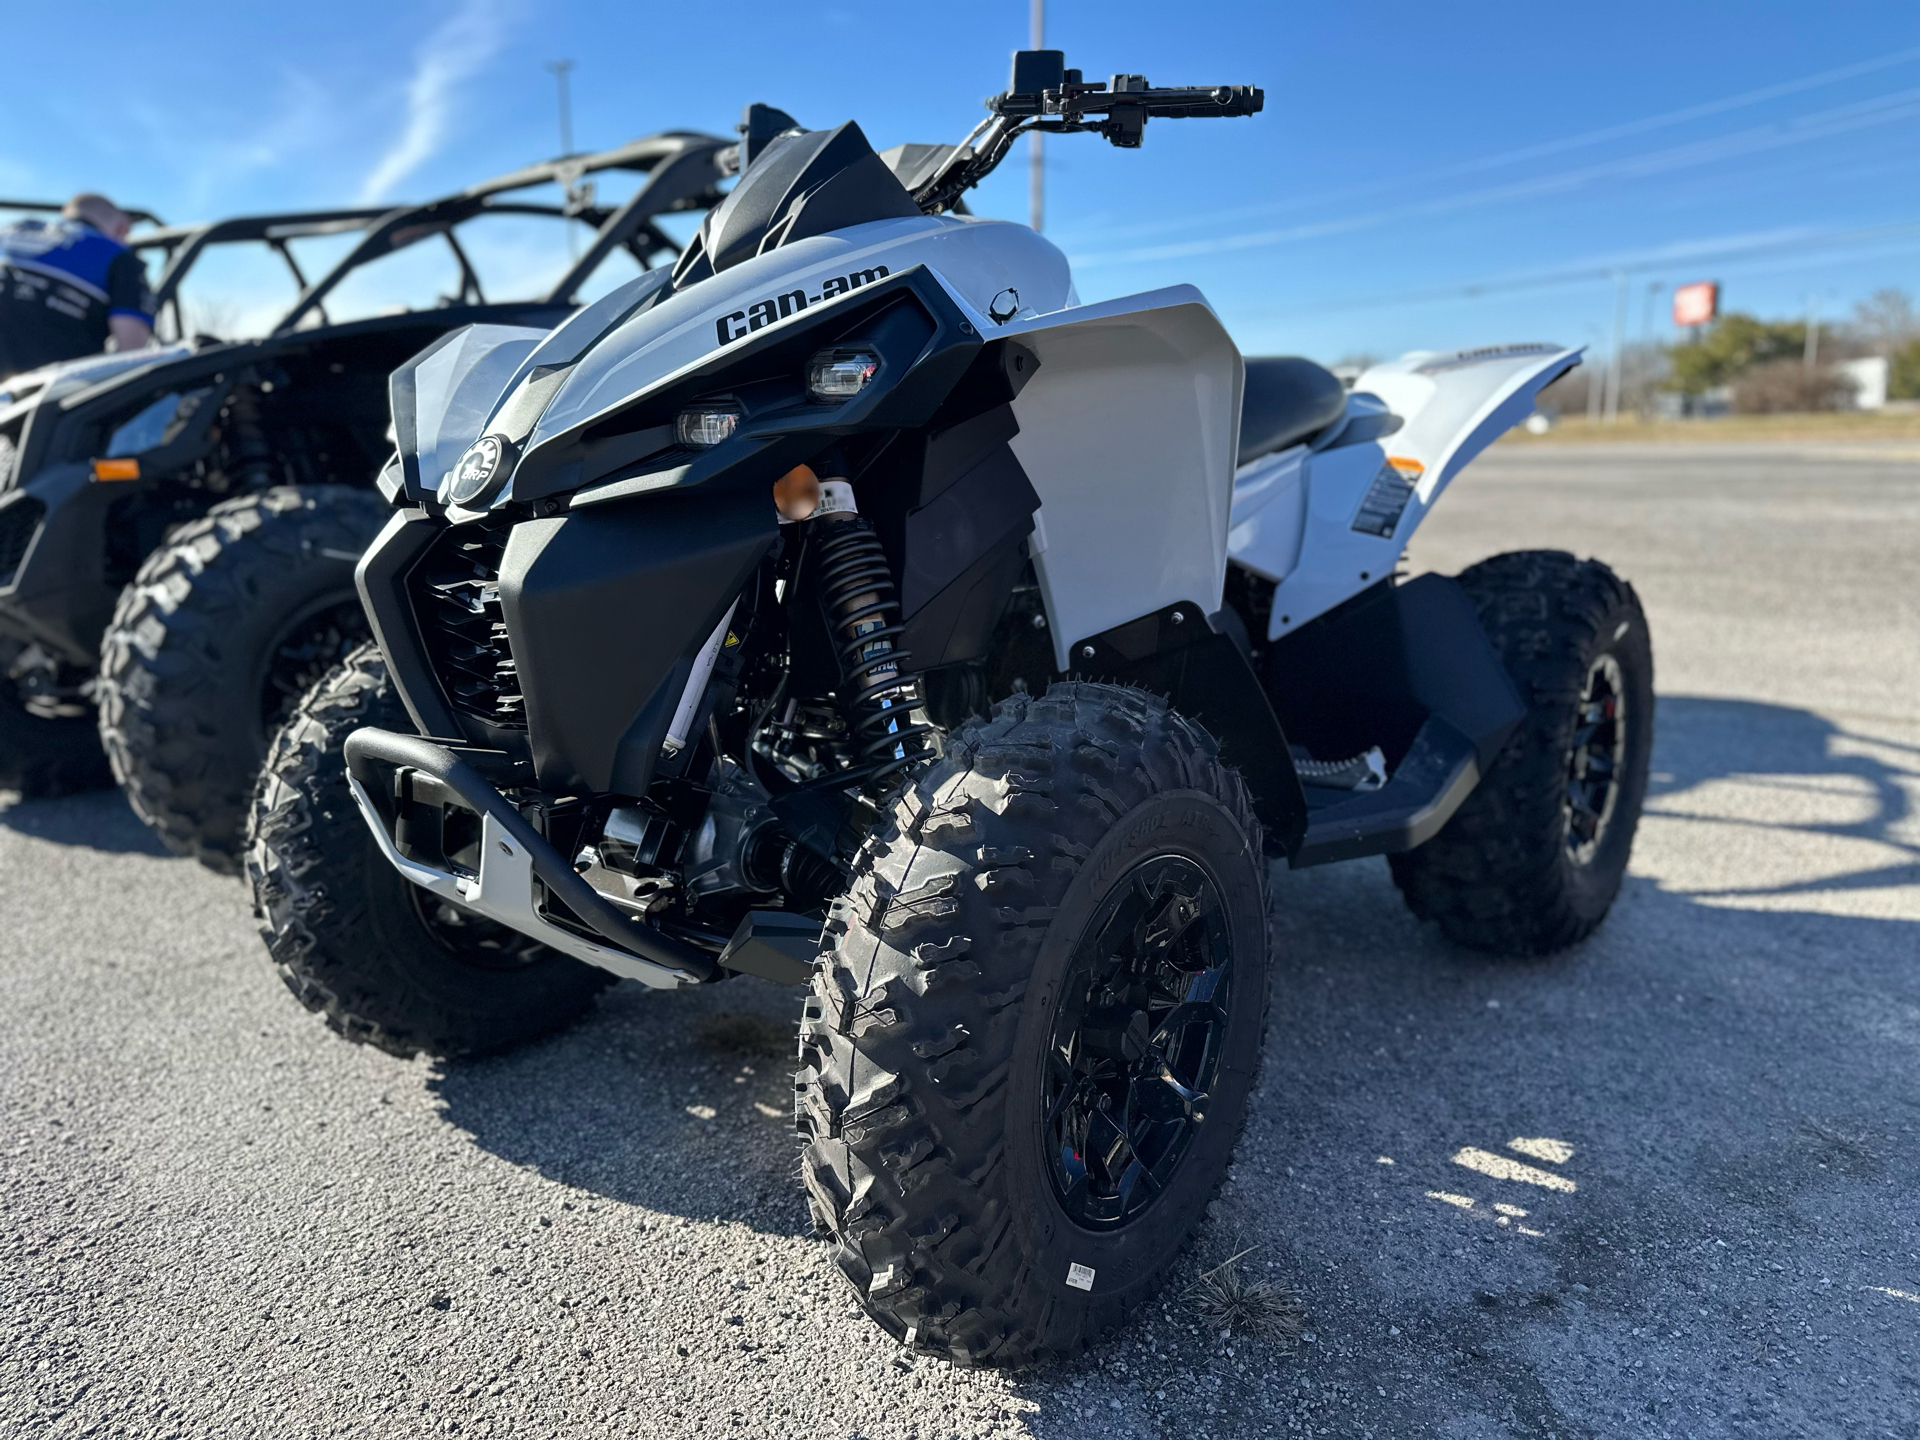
(406, 887), (553, 975)
(258, 596), (369, 735)
(248, 641), (614, 1059)
(1565, 652), (1626, 865)
(1043, 855), (1233, 1231)
(98, 484), (390, 873)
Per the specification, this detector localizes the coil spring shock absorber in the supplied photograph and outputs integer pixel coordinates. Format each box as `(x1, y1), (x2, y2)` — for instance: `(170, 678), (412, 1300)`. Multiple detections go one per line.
(812, 503), (936, 789)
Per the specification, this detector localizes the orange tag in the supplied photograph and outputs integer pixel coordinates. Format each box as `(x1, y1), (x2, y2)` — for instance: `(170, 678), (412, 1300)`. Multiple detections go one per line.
(91, 458), (141, 481)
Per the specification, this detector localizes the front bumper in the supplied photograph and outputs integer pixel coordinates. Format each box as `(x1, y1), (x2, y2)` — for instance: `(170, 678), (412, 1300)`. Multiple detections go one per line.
(342, 726), (824, 989)
(343, 727), (716, 989)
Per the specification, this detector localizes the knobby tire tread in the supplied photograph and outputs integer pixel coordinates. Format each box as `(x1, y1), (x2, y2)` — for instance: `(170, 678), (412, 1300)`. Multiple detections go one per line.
(98, 485), (386, 873)
(795, 682), (1270, 1368)
(1388, 549), (1653, 956)
(246, 641), (612, 1059)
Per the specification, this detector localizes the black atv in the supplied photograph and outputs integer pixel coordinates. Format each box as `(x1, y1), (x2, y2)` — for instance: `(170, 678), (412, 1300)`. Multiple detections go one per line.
(0, 132), (729, 873)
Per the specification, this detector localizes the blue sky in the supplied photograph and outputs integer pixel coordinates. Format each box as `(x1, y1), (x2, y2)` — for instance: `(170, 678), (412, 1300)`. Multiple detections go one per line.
(5, 0), (1917, 360)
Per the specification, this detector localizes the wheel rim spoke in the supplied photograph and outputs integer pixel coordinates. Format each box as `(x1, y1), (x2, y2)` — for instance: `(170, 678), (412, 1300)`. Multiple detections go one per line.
(1564, 652), (1628, 865)
(1041, 853), (1234, 1232)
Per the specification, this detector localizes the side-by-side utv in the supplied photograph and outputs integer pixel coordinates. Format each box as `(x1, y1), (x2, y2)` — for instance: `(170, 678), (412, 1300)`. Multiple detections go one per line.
(0, 133), (730, 876)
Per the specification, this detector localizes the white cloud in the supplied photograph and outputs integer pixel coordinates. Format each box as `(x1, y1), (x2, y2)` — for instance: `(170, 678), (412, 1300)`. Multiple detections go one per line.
(358, 0), (513, 204)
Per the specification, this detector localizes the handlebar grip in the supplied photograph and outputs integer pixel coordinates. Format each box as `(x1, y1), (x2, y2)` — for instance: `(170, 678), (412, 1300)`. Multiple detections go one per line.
(1135, 85), (1265, 119)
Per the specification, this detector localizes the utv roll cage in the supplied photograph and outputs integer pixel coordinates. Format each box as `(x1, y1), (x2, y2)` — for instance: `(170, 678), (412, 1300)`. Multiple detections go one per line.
(135, 210), (394, 340)
(273, 131), (732, 334)
(4, 132), (733, 348)
(0, 199), (166, 228)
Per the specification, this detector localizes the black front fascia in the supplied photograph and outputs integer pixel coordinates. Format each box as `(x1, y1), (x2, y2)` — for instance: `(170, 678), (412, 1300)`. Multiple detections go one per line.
(376, 270), (1046, 806)
(513, 266), (984, 507)
(355, 508), (465, 742)
(1068, 602), (1310, 855)
(499, 487), (777, 794)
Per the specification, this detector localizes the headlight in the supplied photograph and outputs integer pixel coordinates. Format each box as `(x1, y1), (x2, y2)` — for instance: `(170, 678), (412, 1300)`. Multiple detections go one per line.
(104, 388), (212, 460)
(806, 349), (880, 402)
(443, 434), (513, 507)
(676, 400), (744, 448)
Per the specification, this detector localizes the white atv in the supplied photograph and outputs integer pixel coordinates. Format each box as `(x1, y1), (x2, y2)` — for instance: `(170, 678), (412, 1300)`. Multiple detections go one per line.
(249, 53), (1651, 1367)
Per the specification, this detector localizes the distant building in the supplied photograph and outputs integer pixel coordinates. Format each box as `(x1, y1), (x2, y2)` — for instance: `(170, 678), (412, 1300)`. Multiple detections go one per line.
(1839, 356), (1888, 410)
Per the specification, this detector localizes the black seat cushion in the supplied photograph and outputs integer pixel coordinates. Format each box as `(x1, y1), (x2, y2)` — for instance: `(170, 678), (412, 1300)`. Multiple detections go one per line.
(1239, 356), (1348, 462)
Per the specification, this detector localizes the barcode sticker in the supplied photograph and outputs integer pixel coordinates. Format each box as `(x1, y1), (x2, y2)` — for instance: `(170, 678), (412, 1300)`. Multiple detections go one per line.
(1066, 1263), (1096, 1291)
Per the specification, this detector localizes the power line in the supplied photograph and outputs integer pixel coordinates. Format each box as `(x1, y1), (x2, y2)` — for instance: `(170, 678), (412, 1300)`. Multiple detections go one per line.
(1069, 88), (1920, 270)
(1068, 44), (1920, 248)
(1234, 219), (1920, 319)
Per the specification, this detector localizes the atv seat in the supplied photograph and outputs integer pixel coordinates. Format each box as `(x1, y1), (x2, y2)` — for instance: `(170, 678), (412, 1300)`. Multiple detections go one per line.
(1239, 356), (1348, 462)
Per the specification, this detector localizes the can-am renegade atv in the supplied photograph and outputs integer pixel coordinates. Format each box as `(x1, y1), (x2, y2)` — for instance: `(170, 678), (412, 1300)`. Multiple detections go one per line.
(0, 134), (728, 862)
(250, 54), (1651, 1365)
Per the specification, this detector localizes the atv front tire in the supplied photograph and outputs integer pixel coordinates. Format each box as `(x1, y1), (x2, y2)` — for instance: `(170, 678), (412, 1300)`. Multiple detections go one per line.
(98, 485), (387, 873)
(797, 683), (1271, 1366)
(247, 641), (614, 1058)
(1389, 550), (1653, 955)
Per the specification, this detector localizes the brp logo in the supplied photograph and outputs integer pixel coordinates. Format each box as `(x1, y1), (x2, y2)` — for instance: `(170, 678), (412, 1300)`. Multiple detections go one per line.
(443, 434), (511, 507)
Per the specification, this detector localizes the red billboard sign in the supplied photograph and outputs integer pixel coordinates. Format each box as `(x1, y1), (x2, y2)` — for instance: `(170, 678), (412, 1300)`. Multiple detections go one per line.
(1672, 281), (1719, 328)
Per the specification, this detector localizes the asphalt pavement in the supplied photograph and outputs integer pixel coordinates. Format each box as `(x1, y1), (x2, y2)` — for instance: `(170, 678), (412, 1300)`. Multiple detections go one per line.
(1, 440), (1915, 1439)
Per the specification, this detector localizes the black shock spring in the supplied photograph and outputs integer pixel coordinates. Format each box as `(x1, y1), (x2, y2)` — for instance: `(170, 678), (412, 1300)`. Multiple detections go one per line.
(812, 515), (936, 789)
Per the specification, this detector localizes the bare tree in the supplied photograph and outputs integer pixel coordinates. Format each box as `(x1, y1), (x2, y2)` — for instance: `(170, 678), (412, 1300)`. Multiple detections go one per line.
(1850, 289), (1917, 356)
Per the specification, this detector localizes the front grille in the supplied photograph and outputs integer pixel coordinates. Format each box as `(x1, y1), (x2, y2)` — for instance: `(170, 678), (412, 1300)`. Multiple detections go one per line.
(410, 519), (526, 730)
(0, 495), (45, 588)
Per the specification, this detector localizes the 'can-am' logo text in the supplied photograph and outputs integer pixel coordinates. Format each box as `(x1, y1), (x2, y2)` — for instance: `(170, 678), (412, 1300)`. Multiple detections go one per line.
(714, 267), (891, 345)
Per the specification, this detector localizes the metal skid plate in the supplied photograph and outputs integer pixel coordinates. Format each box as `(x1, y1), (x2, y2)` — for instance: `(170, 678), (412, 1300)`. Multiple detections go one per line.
(346, 774), (697, 989)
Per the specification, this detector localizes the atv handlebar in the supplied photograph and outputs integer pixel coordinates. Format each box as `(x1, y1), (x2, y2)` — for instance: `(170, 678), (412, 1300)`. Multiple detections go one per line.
(913, 51), (1262, 213)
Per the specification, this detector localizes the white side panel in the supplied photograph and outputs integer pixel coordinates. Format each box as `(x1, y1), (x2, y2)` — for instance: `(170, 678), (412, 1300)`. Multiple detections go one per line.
(1263, 344), (1581, 639)
(1261, 438), (1402, 639)
(1000, 288), (1242, 670)
(1225, 443), (1308, 582)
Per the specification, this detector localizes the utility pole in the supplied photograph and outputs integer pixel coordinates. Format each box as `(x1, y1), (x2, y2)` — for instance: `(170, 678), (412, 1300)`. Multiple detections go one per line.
(546, 60), (577, 158)
(1635, 281), (1663, 419)
(1804, 292), (1821, 371)
(1029, 0), (1045, 232)
(1604, 270), (1628, 425)
(1586, 325), (1605, 425)
(547, 60), (580, 259)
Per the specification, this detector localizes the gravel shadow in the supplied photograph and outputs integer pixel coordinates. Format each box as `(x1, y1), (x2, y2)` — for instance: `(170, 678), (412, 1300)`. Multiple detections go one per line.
(430, 971), (813, 1237)
(0, 785), (172, 856)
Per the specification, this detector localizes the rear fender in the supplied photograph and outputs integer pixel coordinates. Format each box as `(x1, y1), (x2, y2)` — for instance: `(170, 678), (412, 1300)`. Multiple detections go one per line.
(1256, 344), (1580, 640)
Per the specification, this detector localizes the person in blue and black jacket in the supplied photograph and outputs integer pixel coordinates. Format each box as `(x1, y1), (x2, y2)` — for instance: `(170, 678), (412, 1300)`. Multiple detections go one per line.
(0, 193), (156, 380)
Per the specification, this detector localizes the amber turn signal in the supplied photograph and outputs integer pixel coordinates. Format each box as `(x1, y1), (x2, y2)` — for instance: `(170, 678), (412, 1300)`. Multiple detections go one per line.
(773, 463), (820, 520)
(90, 458), (141, 482)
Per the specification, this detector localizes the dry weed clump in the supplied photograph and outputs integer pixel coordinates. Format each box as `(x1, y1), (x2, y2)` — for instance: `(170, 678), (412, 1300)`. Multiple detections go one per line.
(1186, 1248), (1306, 1349)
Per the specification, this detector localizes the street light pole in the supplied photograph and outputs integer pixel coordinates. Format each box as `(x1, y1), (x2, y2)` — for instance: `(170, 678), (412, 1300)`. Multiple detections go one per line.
(546, 59), (577, 158)
(1635, 280), (1663, 419)
(1604, 270), (1628, 425)
(1029, 0), (1045, 233)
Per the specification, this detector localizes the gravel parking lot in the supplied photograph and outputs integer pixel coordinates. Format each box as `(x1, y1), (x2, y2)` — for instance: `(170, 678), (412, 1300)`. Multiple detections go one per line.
(2, 441), (1915, 1439)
